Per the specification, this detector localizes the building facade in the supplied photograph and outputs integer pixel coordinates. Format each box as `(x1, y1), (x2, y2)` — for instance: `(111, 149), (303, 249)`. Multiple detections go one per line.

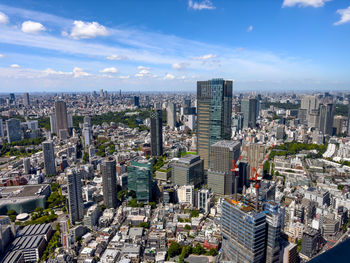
(67, 169), (84, 224)
(102, 157), (118, 208)
(42, 141), (56, 176)
(150, 110), (163, 156)
(128, 158), (153, 202)
(172, 154), (203, 187)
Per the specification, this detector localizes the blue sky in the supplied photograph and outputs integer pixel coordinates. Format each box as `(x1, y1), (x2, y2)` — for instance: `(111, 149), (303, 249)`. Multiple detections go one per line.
(0, 0), (349, 92)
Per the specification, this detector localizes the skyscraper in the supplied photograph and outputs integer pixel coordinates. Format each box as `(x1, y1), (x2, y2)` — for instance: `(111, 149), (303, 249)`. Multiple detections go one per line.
(42, 141), (56, 175)
(55, 100), (69, 138)
(134, 96), (140, 107)
(318, 103), (334, 135)
(197, 79), (232, 170)
(83, 126), (92, 147)
(207, 140), (240, 195)
(128, 157), (153, 202)
(0, 118), (4, 137)
(23, 92), (30, 106)
(6, 118), (22, 143)
(222, 198), (266, 262)
(23, 158), (31, 174)
(241, 98), (258, 129)
(167, 103), (176, 129)
(102, 157), (117, 208)
(172, 154), (204, 187)
(50, 113), (57, 134)
(67, 169), (84, 224)
(150, 109), (163, 156)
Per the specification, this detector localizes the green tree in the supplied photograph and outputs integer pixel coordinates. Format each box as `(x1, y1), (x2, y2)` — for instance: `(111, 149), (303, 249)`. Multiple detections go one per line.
(168, 242), (182, 258)
(7, 209), (17, 222)
(190, 210), (199, 218)
(184, 224), (191, 231)
(82, 152), (89, 164)
(193, 243), (205, 255)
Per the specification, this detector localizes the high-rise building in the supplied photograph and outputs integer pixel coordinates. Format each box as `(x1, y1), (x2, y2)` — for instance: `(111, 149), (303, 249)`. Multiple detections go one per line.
(6, 118), (22, 143)
(276, 125), (285, 140)
(9, 93), (15, 104)
(23, 158), (31, 174)
(134, 96), (140, 107)
(55, 100), (69, 138)
(222, 198), (266, 262)
(150, 109), (163, 156)
(172, 154), (203, 187)
(247, 144), (266, 172)
(83, 126), (92, 147)
(241, 98), (258, 129)
(167, 103), (176, 129)
(263, 201), (285, 263)
(333, 115), (346, 135)
(67, 169), (84, 224)
(0, 118), (4, 137)
(23, 93), (30, 106)
(207, 140), (240, 195)
(50, 113), (57, 134)
(102, 157), (117, 208)
(42, 141), (56, 175)
(300, 228), (322, 259)
(177, 185), (194, 205)
(318, 103), (334, 135)
(127, 157), (153, 202)
(84, 116), (92, 127)
(67, 113), (73, 129)
(197, 189), (211, 213)
(197, 79), (232, 170)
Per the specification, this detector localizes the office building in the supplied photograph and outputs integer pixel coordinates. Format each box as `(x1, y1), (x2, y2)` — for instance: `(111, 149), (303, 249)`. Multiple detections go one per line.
(102, 157), (117, 208)
(167, 102), (176, 129)
(333, 115), (346, 135)
(222, 198), (266, 263)
(23, 158), (31, 174)
(282, 243), (298, 263)
(128, 157), (153, 202)
(247, 144), (266, 172)
(232, 114), (244, 132)
(318, 103), (334, 135)
(134, 96), (140, 107)
(207, 140), (240, 195)
(67, 169), (84, 224)
(84, 116), (92, 127)
(197, 79), (232, 170)
(6, 118), (22, 143)
(263, 201), (284, 263)
(177, 185), (194, 205)
(197, 189), (211, 213)
(150, 109), (163, 156)
(0, 118), (4, 137)
(241, 98), (258, 129)
(83, 126), (92, 147)
(83, 204), (100, 228)
(54, 100), (69, 138)
(276, 125), (285, 140)
(49, 113), (57, 134)
(172, 154), (203, 187)
(67, 113), (73, 129)
(42, 141), (56, 176)
(300, 228), (322, 259)
(23, 92), (30, 106)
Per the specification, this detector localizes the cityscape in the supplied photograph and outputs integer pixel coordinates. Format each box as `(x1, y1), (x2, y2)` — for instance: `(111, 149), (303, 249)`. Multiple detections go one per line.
(1, 1), (350, 263)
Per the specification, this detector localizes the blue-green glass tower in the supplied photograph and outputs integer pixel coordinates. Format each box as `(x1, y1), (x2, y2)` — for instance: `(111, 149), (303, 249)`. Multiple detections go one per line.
(128, 158), (153, 202)
(196, 79), (232, 170)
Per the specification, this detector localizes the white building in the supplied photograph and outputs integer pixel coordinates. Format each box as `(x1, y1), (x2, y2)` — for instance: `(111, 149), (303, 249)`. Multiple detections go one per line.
(177, 185), (194, 206)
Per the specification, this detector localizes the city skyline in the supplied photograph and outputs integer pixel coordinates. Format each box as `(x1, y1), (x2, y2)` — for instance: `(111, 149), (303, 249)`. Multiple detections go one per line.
(0, 0), (350, 92)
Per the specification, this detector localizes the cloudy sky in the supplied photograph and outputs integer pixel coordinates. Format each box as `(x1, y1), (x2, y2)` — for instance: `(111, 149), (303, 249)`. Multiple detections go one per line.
(0, 0), (349, 92)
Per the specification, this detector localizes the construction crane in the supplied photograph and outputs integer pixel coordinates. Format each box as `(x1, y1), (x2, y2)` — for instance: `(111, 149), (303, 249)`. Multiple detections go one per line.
(249, 144), (274, 212)
(231, 144), (249, 201)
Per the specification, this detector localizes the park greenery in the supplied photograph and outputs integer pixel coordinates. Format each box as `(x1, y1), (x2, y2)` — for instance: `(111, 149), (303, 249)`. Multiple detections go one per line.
(40, 224), (61, 262)
(46, 183), (66, 210)
(0, 137), (45, 157)
(168, 241), (217, 262)
(269, 142), (327, 159)
(25, 207), (57, 225)
(180, 151), (197, 157)
(7, 209), (17, 222)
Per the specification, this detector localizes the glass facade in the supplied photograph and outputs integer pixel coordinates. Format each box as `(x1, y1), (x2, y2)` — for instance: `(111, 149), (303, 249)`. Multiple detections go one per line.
(128, 159), (152, 202)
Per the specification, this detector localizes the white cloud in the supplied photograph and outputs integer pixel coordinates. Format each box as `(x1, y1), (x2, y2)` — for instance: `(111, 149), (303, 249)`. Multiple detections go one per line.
(282, 0), (331, 8)
(0, 54), (5, 58)
(188, 0), (215, 10)
(247, 25), (253, 32)
(192, 54), (217, 60)
(164, 73), (175, 80)
(73, 67), (89, 78)
(137, 65), (150, 70)
(135, 68), (153, 78)
(119, 75), (130, 79)
(172, 62), (189, 70)
(334, 6), (350, 26)
(106, 54), (126, 60)
(43, 68), (71, 75)
(0, 11), (9, 24)
(100, 67), (118, 73)
(10, 64), (20, 68)
(21, 21), (46, 34)
(70, 20), (109, 39)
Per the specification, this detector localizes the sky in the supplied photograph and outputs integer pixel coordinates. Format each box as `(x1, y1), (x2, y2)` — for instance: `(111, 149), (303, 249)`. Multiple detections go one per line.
(0, 0), (350, 93)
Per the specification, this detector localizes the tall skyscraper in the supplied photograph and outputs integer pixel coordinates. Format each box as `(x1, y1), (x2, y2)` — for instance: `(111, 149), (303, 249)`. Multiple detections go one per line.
(134, 96), (140, 107)
(128, 157), (153, 202)
(23, 158), (31, 174)
(172, 154), (204, 187)
(167, 103), (176, 129)
(42, 141), (56, 175)
(207, 140), (240, 195)
(197, 79), (233, 170)
(0, 118), (4, 137)
(150, 109), (163, 156)
(222, 198), (266, 262)
(102, 157), (117, 208)
(318, 103), (334, 135)
(6, 118), (22, 143)
(67, 169), (84, 224)
(50, 113), (57, 134)
(83, 125), (92, 147)
(241, 98), (258, 129)
(23, 93), (30, 106)
(55, 100), (69, 138)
